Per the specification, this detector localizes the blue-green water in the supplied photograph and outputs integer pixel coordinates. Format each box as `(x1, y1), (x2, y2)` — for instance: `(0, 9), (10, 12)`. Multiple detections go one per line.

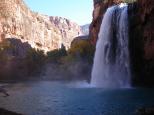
(0, 81), (154, 115)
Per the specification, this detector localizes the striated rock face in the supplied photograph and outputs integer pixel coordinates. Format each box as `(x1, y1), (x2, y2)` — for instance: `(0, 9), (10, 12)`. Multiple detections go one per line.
(50, 16), (83, 49)
(0, 0), (82, 53)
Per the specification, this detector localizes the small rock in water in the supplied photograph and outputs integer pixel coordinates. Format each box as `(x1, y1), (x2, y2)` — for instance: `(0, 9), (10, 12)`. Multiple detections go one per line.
(0, 87), (10, 97)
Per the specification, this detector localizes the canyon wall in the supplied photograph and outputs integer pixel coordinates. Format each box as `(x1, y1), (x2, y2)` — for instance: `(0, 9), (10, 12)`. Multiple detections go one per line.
(89, 0), (122, 45)
(138, 0), (154, 60)
(50, 16), (83, 50)
(129, 0), (154, 86)
(0, 0), (82, 53)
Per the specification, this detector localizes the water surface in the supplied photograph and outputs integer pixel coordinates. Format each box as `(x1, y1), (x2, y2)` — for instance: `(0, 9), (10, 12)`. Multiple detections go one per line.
(0, 81), (154, 115)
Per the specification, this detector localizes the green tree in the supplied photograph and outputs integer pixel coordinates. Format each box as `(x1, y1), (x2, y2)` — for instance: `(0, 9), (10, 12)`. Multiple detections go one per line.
(68, 39), (95, 63)
(47, 45), (67, 62)
(0, 40), (13, 64)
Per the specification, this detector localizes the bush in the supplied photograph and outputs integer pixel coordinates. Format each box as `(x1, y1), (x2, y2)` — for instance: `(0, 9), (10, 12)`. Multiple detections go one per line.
(47, 45), (67, 62)
(0, 39), (13, 63)
(68, 39), (95, 63)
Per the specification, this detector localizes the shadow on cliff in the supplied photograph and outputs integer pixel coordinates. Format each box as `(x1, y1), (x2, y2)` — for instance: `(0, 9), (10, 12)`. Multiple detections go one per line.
(0, 37), (93, 82)
(0, 38), (45, 81)
(128, 2), (154, 87)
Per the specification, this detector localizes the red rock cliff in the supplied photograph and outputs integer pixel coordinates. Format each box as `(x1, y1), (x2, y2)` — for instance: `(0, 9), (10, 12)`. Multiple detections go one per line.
(89, 0), (123, 45)
(138, 0), (154, 60)
(0, 0), (83, 52)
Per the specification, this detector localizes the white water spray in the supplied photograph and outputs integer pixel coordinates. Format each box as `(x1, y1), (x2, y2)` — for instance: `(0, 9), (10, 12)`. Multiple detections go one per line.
(91, 4), (130, 88)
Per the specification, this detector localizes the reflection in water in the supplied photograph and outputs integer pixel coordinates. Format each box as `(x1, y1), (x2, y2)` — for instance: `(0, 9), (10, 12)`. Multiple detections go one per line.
(0, 81), (154, 115)
(65, 80), (93, 88)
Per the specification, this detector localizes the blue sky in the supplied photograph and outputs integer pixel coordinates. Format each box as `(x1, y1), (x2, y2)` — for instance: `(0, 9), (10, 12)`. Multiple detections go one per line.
(24, 0), (93, 25)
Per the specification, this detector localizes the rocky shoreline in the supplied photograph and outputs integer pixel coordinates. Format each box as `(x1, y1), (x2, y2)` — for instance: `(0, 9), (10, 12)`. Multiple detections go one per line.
(1, 107), (154, 115)
(0, 108), (22, 115)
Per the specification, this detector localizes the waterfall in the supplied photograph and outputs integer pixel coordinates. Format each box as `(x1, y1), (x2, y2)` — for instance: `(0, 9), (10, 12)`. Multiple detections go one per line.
(91, 3), (130, 88)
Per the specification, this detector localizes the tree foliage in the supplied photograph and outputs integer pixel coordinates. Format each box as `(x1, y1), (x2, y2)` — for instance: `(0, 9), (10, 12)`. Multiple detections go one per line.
(0, 39), (13, 64)
(68, 39), (95, 63)
(47, 45), (67, 62)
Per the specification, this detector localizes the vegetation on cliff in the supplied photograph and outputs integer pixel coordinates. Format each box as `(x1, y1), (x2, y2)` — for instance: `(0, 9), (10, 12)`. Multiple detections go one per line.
(0, 36), (94, 81)
(0, 39), (46, 79)
(44, 37), (94, 81)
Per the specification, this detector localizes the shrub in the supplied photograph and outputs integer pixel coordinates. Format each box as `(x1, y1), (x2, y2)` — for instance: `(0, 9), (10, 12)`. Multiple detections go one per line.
(68, 39), (95, 63)
(0, 39), (13, 63)
(47, 45), (67, 62)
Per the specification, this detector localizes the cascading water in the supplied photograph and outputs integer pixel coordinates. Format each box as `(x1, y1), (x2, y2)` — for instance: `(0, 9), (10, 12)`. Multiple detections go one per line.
(91, 3), (130, 88)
